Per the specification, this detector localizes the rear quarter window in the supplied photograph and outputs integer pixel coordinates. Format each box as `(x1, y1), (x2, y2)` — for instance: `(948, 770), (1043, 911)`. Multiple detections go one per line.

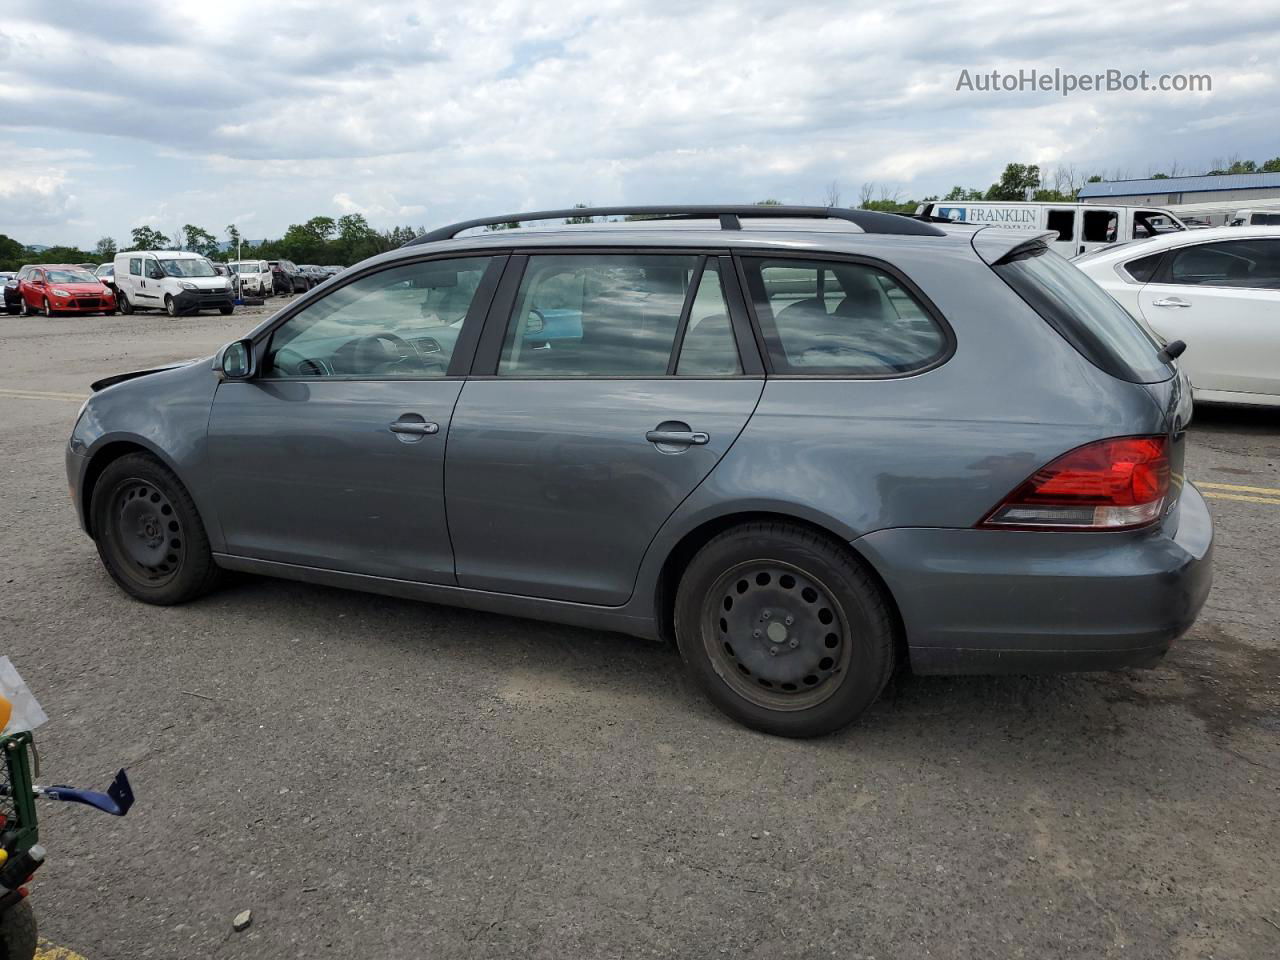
(743, 257), (950, 376)
(994, 242), (1170, 383)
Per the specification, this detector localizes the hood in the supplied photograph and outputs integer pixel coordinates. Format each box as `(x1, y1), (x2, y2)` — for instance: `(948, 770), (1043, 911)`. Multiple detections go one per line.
(91, 357), (204, 392)
(57, 282), (111, 293)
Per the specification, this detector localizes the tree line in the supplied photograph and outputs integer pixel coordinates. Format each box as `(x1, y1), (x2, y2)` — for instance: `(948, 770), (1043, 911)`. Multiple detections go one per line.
(5, 155), (1278, 272)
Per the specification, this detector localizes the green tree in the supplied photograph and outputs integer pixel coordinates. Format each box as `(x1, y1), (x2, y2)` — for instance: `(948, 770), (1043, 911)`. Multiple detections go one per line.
(226, 224), (242, 255)
(484, 221), (521, 231)
(93, 236), (117, 262)
(943, 186), (984, 201)
(755, 198), (783, 205)
(984, 163), (1041, 201)
(129, 226), (170, 251)
(565, 203), (594, 225)
(1262, 157), (1280, 173)
(182, 224), (219, 258)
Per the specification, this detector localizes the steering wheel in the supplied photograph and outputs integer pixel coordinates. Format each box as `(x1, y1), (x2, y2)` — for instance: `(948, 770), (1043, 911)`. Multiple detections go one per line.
(353, 333), (427, 374)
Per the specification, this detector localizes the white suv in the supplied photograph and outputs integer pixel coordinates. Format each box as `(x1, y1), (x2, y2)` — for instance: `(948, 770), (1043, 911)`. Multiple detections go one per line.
(1074, 226), (1280, 406)
(229, 259), (273, 296)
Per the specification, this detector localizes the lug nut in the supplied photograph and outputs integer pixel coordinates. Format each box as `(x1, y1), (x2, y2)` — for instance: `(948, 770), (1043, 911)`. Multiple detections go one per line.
(788, 638), (799, 649)
(762, 610), (771, 620)
(769, 646), (779, 656)
(784, 616), (793, 626)
(752, 630), (761, 638)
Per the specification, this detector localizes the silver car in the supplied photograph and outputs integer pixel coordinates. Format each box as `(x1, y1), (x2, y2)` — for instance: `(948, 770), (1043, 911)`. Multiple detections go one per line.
(66, 206), (1213, 737)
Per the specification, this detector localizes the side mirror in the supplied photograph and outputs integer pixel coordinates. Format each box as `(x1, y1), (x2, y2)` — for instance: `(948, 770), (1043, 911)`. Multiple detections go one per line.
(219, 339), (255, 380)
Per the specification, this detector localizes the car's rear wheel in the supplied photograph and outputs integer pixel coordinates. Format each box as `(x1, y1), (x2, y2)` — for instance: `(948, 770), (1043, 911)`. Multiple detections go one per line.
(219, 305), (233, 315)
(674, 522), (895, 738)
(119, 291), (133, 314)
(91, 453), (220, 605)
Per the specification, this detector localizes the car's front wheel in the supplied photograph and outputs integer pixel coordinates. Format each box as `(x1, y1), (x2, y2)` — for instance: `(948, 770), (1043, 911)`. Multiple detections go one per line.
(42, 298), (53, 317)
(164, 295), (179, 317)
(674, 522), (896, 738)
(91, 453), (220, 605)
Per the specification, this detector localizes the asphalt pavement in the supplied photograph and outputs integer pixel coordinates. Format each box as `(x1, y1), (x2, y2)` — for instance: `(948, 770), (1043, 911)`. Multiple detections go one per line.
(1, 305), (1277, 959)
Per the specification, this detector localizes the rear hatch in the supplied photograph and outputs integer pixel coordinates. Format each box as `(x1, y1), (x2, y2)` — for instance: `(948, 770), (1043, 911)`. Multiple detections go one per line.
(977, 230), (1190, 512)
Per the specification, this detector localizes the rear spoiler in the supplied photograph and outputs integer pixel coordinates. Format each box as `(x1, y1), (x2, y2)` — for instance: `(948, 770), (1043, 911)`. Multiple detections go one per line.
(970, 229), (1059, 266)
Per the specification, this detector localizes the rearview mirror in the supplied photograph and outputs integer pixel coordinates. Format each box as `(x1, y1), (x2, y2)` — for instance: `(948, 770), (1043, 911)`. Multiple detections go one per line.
(220, 339), (255, 380)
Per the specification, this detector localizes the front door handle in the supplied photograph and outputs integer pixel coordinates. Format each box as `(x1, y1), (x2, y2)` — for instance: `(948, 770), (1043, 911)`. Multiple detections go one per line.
(1151, 296), (1191, 308)
(645, 429), (709, 446)
(389, 420), (439, 436)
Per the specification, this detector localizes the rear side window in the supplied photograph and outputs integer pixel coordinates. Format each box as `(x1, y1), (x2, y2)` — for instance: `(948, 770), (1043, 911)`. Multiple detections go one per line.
(994, 242), (1169, 383)
(498, 254), (709, 377)
(1164, 239), (1280, 290)
(743, 258), (948, 375)
(1122, 252), (1165, 283)
(129, 258), (142, 276)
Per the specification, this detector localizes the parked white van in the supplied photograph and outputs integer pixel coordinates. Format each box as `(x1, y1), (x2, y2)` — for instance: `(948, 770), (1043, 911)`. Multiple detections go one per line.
(113, 250), (235, 317)
(914, 201), (1186, 257)
(1227, 209), (1280, 227)
(229, 259), (273, 296)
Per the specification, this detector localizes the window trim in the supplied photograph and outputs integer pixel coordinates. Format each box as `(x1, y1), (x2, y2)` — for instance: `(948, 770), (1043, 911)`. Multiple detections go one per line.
(467, 246), (763, 380)
(245, 251), (510, 382)
(733, 249), (957, 380)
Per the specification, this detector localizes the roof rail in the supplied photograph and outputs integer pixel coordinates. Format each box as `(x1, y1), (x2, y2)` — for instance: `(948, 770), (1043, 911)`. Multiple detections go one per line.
(405, 205), (947, 245)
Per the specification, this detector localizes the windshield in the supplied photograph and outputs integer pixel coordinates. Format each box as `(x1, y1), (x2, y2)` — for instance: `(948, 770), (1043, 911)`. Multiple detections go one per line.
(47, 269), (98, 283)
(159, 258), (217, 278)
(994, 242), (1170, 383)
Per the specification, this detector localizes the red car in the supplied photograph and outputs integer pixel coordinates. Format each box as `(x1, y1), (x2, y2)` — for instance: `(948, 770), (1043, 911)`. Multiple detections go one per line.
(18, 265), (117, 317)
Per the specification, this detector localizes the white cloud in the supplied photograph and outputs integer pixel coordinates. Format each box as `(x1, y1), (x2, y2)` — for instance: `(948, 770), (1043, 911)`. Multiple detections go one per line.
(0, 0), (1277, 245)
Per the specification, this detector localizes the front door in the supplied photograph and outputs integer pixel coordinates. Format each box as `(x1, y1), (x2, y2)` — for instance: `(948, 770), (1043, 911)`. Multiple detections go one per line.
(446, 252), (763, 605)
(206, 254), (504, 583)
(1137, 237), (1280, 396)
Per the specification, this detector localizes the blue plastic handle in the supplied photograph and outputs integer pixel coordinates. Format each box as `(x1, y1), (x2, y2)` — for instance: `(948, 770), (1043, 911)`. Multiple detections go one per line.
(38, 769), (134, 816)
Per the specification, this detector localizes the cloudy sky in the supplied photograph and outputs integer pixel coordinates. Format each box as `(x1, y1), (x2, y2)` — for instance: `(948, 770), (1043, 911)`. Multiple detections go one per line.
(1, 0), (1277, 248)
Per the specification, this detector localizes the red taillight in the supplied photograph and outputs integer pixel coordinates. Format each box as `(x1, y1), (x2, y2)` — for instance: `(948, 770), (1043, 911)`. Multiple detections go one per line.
(980, 435), (1170, 530)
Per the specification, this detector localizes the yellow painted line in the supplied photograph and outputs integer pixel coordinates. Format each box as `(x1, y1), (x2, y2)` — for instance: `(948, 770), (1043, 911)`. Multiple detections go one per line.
(1203, 491), (1280, 505)
(37, 940), (89, 960)
(0, 387), (85, 403)
(1197, 481), (1280, 496)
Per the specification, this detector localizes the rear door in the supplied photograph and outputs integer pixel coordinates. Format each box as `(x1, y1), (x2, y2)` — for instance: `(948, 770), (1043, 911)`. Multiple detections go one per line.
(1137, 237), (1280, 396)
(446, 251), (763, 605)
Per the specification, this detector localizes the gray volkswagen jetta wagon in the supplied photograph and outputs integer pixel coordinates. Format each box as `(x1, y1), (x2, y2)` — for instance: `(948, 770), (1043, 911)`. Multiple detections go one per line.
(67, 205), (1213, 737)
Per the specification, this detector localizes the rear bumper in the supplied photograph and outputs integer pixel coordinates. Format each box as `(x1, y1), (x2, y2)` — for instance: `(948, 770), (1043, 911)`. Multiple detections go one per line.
(853, 483), (1214, 675)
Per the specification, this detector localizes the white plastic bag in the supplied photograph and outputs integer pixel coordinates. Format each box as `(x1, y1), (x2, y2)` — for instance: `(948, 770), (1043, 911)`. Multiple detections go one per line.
(0, 657), (49, 734)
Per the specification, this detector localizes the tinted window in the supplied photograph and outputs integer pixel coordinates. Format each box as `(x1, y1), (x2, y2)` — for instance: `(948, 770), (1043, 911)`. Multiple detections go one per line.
(498, 254), (697, 377)
(1046, 209), (1075, 241)
(1083, 209), (1118, 243)
(1165, 240), (1280, 290)
(745, 258), (947, 375)
(264, 257), (495, 378)
(676, 261), (741, 376)
(995, 243), (1168, 383)
(129, 258), (142, 276)
(1123, 252), (1165, 283)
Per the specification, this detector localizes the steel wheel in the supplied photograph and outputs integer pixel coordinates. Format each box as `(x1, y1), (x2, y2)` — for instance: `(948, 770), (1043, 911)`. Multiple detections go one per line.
(107, 477), (186, 587)
(702, 559), (853, 712)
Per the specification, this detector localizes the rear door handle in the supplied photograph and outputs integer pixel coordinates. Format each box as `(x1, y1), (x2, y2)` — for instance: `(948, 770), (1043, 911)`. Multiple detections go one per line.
(645, 430), (709, 446)
(1151, 297), (1191, 308)
(389, 420), (439, 436)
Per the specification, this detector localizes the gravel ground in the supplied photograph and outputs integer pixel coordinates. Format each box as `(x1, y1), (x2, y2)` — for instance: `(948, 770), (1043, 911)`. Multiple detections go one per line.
(1, 304), (1277, 959)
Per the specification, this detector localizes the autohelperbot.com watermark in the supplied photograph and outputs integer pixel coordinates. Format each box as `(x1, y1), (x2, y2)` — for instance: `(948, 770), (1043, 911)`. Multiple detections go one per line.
(955, 67), (1212, 97)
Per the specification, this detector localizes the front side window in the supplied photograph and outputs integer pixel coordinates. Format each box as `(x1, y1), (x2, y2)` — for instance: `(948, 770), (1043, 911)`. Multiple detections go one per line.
(744, 258), (948, 375)
(1165, 240), (1280, 290)
(498, 254), (702, 377)
(264, 257), (496, 378)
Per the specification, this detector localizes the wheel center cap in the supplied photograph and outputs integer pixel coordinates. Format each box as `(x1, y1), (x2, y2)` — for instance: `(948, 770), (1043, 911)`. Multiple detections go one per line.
(766, 621), (788, 644)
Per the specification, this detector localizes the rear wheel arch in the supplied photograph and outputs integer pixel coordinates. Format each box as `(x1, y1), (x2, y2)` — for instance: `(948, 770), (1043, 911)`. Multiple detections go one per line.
(654, 511), (907, 664)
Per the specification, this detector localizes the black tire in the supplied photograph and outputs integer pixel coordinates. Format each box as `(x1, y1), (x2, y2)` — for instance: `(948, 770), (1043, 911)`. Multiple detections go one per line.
(0, 898), (37, 960)
(90, 453), (220, 605)
(119, 291), (133, 314)
(219, 305), (233, 315)
(4, 302), (18, 316)
(164, 295), (178, 318)
(673, 522), (896, 738)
